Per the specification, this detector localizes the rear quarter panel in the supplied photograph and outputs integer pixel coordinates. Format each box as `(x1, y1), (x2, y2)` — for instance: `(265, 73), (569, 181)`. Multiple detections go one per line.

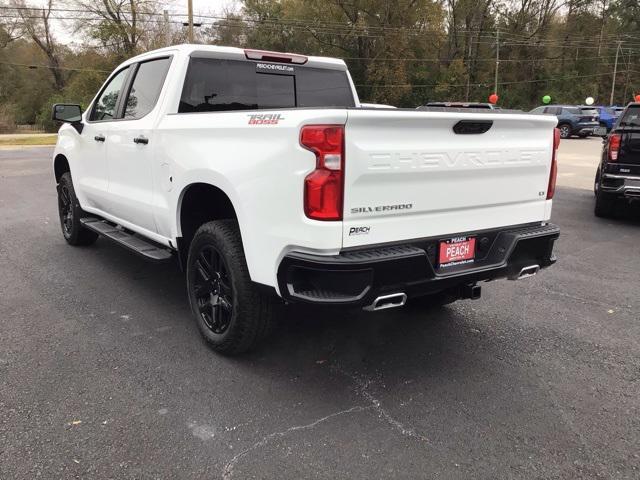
(156, 109), (348, 288)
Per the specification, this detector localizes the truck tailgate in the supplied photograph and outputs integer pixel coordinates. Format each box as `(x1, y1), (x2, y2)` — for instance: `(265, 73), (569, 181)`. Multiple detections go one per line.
(342, 109), (558, 248)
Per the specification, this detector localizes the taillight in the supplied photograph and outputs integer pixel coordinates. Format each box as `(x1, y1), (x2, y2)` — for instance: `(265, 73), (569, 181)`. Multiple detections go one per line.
(300, 125), (344, 220)
(547, 127), (560, 200)
(608, 133), (621, 161)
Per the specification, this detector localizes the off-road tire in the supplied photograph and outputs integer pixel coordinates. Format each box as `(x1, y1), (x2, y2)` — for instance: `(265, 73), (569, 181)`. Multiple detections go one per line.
(186, 220), (276, 355)
(57, 172), (99, 246)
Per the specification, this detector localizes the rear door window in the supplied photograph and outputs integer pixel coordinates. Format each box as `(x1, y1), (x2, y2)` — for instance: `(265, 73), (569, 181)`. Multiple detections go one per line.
(124, 57), (172, 119)
(179, 58), (355, 113)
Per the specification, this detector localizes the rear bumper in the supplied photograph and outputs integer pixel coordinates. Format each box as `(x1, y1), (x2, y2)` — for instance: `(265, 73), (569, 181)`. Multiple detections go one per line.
(601, 174), (640, 198)
(277, 223), (560, 306)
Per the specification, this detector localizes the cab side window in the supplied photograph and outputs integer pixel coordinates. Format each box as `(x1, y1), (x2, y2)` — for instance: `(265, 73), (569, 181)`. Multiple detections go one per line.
(90, 67), (130, 121)
(124, 58), (172, 120)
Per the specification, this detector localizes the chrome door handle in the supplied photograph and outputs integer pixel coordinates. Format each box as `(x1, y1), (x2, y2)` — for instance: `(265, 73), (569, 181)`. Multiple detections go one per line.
(94, 134), (105, 142)
(133, 136), (149, 145)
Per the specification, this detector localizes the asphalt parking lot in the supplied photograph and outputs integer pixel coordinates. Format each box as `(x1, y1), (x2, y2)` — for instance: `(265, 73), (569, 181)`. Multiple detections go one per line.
(1, 138), (639, 479)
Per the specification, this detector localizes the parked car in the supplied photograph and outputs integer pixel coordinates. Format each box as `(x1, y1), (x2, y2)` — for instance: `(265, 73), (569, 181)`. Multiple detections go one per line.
(51, 44), (560, 354)
(530, 105), (602, 139)
(594, 102), (640, 217)
(595, 106), (624, 132)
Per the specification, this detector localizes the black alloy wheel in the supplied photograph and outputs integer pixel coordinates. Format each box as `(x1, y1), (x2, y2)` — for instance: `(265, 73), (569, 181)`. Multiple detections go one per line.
(186, 220), (276, 355)
(56, 172), (98, 246)
(192, 245), (234, 335)
(58, 183), (74, 238)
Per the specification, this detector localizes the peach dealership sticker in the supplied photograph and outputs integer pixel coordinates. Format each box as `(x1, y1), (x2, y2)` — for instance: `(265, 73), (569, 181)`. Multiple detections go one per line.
(439, 236), (476, 266)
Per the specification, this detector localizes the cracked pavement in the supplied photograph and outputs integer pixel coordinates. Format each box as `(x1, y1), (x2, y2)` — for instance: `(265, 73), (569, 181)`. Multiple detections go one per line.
(1, 141), (639, 479)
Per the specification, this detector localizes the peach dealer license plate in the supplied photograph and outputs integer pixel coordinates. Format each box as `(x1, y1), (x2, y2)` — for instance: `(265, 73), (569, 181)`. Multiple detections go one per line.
(439, 236), (476, 267)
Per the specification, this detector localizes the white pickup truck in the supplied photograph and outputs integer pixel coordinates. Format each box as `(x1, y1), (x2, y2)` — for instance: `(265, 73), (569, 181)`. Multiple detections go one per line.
(52, 44), (560, 354)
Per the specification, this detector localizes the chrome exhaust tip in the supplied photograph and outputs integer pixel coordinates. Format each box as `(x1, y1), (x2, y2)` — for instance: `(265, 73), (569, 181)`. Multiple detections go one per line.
(509, 264), (540, 280)
(363, 292), (407, 311)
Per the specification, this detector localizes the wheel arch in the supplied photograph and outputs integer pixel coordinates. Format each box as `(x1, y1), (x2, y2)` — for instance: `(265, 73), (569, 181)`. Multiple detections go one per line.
(176, 182), (239, 269)
(54, 154), (70, 183)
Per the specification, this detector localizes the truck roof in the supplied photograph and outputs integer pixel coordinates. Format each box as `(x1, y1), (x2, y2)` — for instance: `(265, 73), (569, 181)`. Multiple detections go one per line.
(122, 44), (348, 71)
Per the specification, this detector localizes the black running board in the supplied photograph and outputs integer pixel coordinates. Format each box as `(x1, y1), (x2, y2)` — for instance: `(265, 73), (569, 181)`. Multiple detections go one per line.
(80, 217), (173, 262)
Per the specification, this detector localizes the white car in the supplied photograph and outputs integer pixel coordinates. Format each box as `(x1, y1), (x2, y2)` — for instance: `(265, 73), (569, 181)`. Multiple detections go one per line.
(52, 44), (560, 354)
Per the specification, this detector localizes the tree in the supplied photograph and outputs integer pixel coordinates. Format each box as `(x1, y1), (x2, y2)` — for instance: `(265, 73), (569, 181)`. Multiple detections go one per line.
(71, 0), (163, 57)
(11, 0), (66, 90)
(0, 17), (21, 49)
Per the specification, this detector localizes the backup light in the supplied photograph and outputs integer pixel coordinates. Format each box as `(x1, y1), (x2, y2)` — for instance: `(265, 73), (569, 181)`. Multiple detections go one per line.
(608, 133), (622, 161)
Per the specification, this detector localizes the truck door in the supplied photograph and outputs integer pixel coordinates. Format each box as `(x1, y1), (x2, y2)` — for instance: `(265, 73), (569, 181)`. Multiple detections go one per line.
(105, 57), (172, 233)
(76, 66), (131, 212)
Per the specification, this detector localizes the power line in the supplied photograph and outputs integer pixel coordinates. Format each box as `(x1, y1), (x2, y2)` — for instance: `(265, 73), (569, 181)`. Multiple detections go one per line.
(4, 12), (640, 50)
(356, 71), (626, 89)
(0, 60), (624, 88)
(3, 5), (640, 45)
(0, 61), (111, 73)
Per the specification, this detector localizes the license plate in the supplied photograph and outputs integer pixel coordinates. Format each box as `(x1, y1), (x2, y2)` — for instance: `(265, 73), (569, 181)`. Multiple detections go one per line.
(594, 127), (607, 136)
(439, 236), (476, 267)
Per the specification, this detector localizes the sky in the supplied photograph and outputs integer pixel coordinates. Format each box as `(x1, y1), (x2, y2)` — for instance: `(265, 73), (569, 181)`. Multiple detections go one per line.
(21, 0), (240, 45)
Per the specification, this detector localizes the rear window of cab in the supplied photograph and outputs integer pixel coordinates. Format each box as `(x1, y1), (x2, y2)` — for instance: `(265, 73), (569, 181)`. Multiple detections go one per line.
(179, 58), (355, 113)
(619, 106), (640, 127)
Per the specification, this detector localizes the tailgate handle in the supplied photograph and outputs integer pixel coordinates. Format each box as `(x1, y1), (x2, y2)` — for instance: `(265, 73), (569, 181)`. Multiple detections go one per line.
(453, 120), (493, 134)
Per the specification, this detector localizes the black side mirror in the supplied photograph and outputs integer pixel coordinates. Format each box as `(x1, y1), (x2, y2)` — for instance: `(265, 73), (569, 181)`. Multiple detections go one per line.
(52, 104), (84, 133)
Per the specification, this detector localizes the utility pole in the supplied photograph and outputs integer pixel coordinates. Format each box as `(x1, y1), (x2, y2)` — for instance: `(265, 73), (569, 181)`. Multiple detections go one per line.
(187, 0), (194, 43)
(494, 29), (500, 94)
(610, 40), (622, 106)
(164, 10), (170, 47)
(622, 47), (632, 103)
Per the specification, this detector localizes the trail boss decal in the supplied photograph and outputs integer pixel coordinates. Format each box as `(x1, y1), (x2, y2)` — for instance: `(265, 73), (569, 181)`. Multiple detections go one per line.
(351, 203), (413, 215)
(248, 113), (284, 125)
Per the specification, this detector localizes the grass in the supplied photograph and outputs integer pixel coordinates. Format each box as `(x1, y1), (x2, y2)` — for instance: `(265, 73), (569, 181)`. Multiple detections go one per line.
(0, 135), (57, 146)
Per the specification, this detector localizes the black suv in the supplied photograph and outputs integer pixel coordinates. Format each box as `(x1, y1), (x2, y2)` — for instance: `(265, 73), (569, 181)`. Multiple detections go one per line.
(594, 103), (640, 217)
